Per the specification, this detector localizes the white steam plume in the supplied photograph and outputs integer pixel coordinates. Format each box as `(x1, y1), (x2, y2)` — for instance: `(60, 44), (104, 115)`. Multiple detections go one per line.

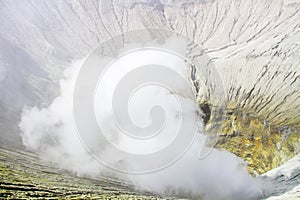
(19, 36), (262, 200)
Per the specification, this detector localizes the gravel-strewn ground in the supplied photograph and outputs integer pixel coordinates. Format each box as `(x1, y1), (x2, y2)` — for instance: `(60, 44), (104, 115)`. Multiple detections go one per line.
(0, 144), (173, 199)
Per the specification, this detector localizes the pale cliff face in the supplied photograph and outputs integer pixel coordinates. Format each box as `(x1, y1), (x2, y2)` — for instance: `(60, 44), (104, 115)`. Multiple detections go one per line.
(0, 0), (299, 198)
(0, 0), (299, 136)
(0, 0), (299, 171)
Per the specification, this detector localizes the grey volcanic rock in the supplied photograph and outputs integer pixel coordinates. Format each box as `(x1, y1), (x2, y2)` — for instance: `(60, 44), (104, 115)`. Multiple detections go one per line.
(0, 0), (299, 199)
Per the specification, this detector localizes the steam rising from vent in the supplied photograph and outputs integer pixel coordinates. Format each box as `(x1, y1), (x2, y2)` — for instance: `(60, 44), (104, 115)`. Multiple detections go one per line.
(19, 34), (262, 200)
(0, 57), (7, 85)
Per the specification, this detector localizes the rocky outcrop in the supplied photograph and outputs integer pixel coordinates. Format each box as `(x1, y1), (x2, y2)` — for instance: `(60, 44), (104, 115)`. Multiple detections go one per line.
(212, 110), (300, 174)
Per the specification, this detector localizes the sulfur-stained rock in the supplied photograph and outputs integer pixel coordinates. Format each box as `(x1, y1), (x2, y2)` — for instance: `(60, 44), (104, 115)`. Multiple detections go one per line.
(209, 110), (300, 175)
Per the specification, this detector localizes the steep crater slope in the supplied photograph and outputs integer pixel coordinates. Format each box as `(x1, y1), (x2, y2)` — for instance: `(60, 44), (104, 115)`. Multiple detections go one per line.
(0, 0), (299, 198)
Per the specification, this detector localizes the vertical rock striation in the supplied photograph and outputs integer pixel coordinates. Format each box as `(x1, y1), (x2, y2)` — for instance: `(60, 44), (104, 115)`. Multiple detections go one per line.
(0, 0), (299, 189)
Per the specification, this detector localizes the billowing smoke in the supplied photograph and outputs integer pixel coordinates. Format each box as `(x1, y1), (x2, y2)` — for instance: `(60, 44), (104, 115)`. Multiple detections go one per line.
(0, 52), (8, 86)
(19, 60), (103, 174)
(19, 36), (262, 200)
